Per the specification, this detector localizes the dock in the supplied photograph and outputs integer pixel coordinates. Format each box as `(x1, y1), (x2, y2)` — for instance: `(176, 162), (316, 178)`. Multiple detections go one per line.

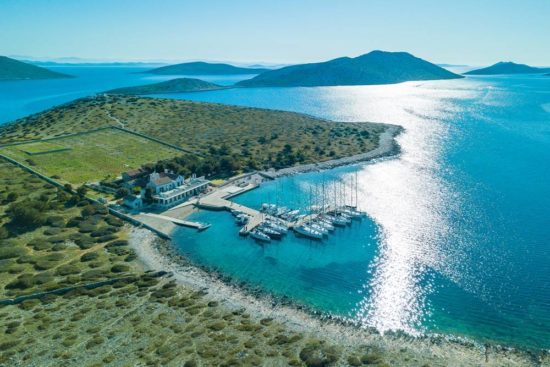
(140, 213), (210, 231)
(197, 182), (289, 234)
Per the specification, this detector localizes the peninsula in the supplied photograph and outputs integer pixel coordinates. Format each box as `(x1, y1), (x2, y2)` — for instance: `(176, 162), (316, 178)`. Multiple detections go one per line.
(145, 61), (269, 75)
(105, 78), (226, 95)
(236, 50), (462, 87)
(464, 61), (550, 75)
(0, 56), (72, 80)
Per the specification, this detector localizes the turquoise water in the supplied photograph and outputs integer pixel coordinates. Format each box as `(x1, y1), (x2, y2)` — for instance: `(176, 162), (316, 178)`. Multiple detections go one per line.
(168, 75), (550, 350)
(1, 69), (549, 349)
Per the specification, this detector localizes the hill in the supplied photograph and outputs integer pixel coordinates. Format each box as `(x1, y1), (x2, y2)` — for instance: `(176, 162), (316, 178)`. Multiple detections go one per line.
(0, 56), (71, 80)
(105, 78), (226, 95)
(145, 61), (269, 75)
(464, 62), (550, 75)
(236, 51), (462, 87)
(0, 95), (391, 173)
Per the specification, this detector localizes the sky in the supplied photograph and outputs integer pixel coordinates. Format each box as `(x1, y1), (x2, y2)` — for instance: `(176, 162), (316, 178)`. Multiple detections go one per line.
(1, 0), (549, 66)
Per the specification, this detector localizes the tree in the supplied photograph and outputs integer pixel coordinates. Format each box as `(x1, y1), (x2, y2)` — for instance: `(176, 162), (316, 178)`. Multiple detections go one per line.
(6, 192), (18, 203)
(64, 183), (73, 192)
(115, 188), (129, 199)
(144, 187), (154, 204)
(76, 186), (88, 197)
(7, 201), (45, 228)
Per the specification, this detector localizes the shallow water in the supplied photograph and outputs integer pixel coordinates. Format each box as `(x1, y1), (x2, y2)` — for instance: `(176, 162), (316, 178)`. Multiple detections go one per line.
(169, 75), (550, 349)
(1, 68), (549, 350)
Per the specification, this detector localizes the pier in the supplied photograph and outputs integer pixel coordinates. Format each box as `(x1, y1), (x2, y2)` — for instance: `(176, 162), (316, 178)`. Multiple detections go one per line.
(140, 212), (211, 231)
(197, 182), (280, 234)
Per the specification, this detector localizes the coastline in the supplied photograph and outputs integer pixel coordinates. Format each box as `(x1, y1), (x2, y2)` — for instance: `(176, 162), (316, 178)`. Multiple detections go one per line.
(126, 123), (548, 365)
(261, 124), (403, 179)
(128, 228), (545, 366)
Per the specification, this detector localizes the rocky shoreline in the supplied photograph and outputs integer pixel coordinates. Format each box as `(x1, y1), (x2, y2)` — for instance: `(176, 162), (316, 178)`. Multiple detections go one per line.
(129, 227), (548, 366)
(261, 124), (403, 179)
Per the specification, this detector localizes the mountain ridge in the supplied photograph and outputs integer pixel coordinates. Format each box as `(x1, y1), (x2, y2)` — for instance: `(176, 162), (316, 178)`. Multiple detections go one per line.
(145, 61), (269, 75)
(0, 56), (72, 80)
(104, 78), (225, 95)
(237, 51), (463, 87)
(464, 62), (550, 75)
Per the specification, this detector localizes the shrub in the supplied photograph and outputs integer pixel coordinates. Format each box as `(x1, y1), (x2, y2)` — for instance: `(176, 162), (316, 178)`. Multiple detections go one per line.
(78, 222), (96, 233)
(106, 240), (128, 248)
(80, 252), (99, 262)
(0, 246), (26, 260)
(5, 274), (34, 290)
(55, 264), (81, 276)
(111, 264), (130, 273)
(105, 216), (124, 227)
(90, 226), (117, 238)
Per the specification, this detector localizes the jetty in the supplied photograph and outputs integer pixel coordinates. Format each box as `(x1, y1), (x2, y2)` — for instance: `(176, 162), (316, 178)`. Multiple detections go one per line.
(197, 182), (274, 234)
(140, 212), (210, 231)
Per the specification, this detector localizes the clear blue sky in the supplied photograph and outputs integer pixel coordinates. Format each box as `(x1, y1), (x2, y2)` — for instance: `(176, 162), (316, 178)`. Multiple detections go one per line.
(1, 0), (549, 66)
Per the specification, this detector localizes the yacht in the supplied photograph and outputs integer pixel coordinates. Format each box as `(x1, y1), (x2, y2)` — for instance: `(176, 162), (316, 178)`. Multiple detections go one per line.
(260, 225), (282, 239)
(308, 222), (329, 236)
(294, 225), (323, 239)
(250, 229), (271, 243)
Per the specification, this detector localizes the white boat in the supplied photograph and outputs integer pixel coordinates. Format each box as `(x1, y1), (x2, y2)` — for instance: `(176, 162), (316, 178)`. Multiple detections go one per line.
(340, 208), (362, 219)
(235, 214), (249, 225)
(250, 229), (271, 242)
(294, 225), (323, 239)
(260, 226), (282, 239)
(265, 220), (288, 234)
(308, 222), (329, 236)
(325, 214), (347, 227)
(315, 219), (334, 231)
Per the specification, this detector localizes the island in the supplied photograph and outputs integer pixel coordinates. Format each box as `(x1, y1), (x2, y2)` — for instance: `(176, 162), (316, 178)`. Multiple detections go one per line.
(0, 93), (539, 367)
(464, 61), (550, 75)
(104, 78), (226, 95)
(0, 56), (72, 80)
(144, 61), (269, 75)
(236, 50), (463, 87)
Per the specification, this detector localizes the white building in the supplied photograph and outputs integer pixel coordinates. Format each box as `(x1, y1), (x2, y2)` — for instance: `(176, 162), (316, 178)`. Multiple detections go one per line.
(147, 171), (208, 208)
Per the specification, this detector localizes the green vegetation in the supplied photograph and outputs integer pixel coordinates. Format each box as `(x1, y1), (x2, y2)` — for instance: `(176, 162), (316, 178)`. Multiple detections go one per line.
(0, 128), (182, 185)
(0, 95), (388, 178)
(145, 61), (269, 75)
(0, 160), (398, 366)
(0, 163), (135, 298)
(464, 62), (550, 75)
(17, 141), (68, 155)
(237, 50), (463, 87)
(0, 56), (71, 80)
(105, 77), (226, 95)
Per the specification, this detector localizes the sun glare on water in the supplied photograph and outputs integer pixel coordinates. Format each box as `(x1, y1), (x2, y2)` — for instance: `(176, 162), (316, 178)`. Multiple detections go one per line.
(328, 82), (481, 334)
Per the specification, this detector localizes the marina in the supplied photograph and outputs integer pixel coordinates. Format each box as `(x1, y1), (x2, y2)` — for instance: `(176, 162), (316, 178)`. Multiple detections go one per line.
(194, 171), (366, 242)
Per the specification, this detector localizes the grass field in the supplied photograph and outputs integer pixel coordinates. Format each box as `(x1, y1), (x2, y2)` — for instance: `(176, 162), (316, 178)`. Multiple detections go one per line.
(17, 141), (68, 155)
(0, 128), (183, 185)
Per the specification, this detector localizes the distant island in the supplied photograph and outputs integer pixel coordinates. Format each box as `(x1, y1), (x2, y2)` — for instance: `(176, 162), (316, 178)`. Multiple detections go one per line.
(0, 56), (72, 80)
(464, 62), (550, 75)
(105, 78), (226, 95)
(145, 61), (270, 75)
(236, 50), (462, 87)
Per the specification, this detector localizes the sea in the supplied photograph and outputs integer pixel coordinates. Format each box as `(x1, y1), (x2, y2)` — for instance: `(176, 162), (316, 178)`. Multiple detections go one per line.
(1, 66), (549, 350)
